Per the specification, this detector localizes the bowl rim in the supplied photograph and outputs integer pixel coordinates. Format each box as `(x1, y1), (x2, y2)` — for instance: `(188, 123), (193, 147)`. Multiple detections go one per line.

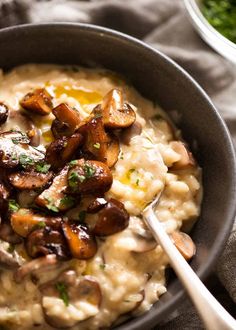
(0, 22), (236, 329)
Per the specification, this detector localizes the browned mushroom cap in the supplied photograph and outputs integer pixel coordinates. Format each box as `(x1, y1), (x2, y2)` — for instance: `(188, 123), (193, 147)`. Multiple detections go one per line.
(87, 197), (108, 213)
(46, 133), (83, 170)
(41, 272), (101, 328)
(0, 102), (9, 125)
(36, 166), (77, 212)
(26, 227), (70, 260)
(8, 170), (53, 190)
(120, 120), (142, 145)
(92, 198), (129, 236)
(52, 103), (81, 137)
(78, 116), (120, 168)
(62, 222), (97, 259)
(0, 131), (45, 168)
(10, 208), (62, 237)
(99, 89), (136, 129)
(20, 88), (53, 116)
(67, 159), (113, 195)
(14, 254), (59, 283)
(0, 223), (22, 244)
(170, 142), (196, 170)
(171, 231), (196, 260)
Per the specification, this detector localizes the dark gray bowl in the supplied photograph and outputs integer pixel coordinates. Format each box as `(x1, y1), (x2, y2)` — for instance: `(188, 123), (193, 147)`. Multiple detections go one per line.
(0, 23), (235, 330)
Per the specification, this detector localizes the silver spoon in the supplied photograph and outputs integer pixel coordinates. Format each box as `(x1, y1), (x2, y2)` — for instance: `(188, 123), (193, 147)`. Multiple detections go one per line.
(142, 193), (236, 330)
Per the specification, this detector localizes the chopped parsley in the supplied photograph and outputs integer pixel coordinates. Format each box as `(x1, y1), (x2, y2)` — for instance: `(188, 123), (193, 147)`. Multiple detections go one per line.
(37, 221), (46, 229)
(99, 264), (106, 270)
(68, 171), (84, 188)
(124, 300), (131, 303)
(119, 152), (124, 160)
(7, 244), (15, 254)
(136, 178), (140, 186)
(8, 200), (20, 212)
(60, 196), (75, 208)
(19, 154), (34, 168)
(93, 142), (101, 149)
(69, 160), (77, 167)
(35, 163), (51, 174)
(12, 134), (30, 144)
(44, 196), (59, 212)
(84, 164), (96, 178)
(55, 282), (69, 306)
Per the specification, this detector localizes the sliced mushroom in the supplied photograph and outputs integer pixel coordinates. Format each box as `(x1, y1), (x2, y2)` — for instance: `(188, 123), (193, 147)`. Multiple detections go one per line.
(36, 166), (77, 212)
(52, 103), (81, 137)
(0, 131), (45, 168)
(0, 247), (21, 269)
(98, 89), (136, 129)
(46, 133), (83, 170)
(171, 231), (196, 260)
(67, 159), (112, 196)
(0, 180), (10, 211)
(0, 223), (22, 244)
(1, 110), (41, 147)
(14, 254), (59, 283)
(129, 224), (157, 253)
(78, 116), (120, 168)
(10, 208), (62, 237)
(170, 141), (196, 170)
(8, 170), (53, 190)
(120, 120), (142, 145)
(62, 222), (97, 259)
(87, 198), (108, 213)
(0, 102), (9, 125)
(91, 198), (129, 236)
(20, 88), (53, 116)
(26, 227), (70, 260)
(40, 271), (101, 328)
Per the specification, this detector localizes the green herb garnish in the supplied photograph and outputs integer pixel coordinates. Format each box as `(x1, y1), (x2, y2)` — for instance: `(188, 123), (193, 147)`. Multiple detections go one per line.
(136, 178), (140, 186)
(93, 142), (101, 149)
(44, 196), (59, 213)
(129, 168), (136, 174)
(202, 0), (236, 44)
(7, 244), (15, 254)
(69, 160), (77, 167)
(35, 163), (51, 174)
(99, 264), (106, 270)
(94, 113), (102, 119)
(84, 164), (96, 178)
(12, 134), (30, 144)
(55, 282), (69, 306)
(19, 154), (34, 168)
(8, 200), (20, 212)
(60, 196), (75, 208)
(119, 152), (124, 160)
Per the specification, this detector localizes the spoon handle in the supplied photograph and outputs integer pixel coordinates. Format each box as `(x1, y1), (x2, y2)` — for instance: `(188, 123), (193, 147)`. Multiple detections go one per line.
(143, 207), (236, 330)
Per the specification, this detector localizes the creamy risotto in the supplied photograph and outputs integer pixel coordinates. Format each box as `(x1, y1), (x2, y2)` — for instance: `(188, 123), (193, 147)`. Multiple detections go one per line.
(0, 65), (202, 330)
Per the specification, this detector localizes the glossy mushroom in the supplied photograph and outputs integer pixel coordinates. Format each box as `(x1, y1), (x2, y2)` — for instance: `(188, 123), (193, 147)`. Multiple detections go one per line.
(40, 271), (102, 328)
(46, 133), (83, 170)
(78, 116), (120, 168)
(10, 208), (62, 237)
(8, 170), (53, 190)
(91, 198), (129, 236)
(67, 159), (113, 195)
(20, 88), (53, 116)
(52, 103), (81, 137)
(120, 120), (142, 145)
(0, 223), (22, 244)
(62, 222), (97, 259)
(98, 89), (136, 129)
(26, 227), (69, 260)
